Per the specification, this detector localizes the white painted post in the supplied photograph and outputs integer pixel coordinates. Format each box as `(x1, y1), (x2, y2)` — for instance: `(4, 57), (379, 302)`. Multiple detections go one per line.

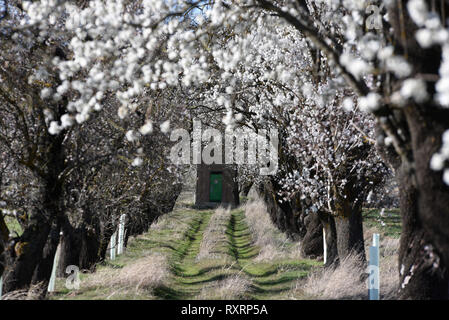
(48, 243), (62, 293)
(117, 214), (126, 255)
(368, 233), (380, 300)
(110, 231), (117, 260)
(323, 227), (327, 265)
(0, 276), (3, 299)
(373, 233), (380, 247)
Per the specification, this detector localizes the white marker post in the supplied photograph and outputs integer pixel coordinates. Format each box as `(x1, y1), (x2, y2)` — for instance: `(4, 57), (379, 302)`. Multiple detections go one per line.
(373, 233), (380, 247)
(48, 243), (62, 293)
(323, 227), (327, 265)
(110, 231), (117, 260)
(0, 276), (3, 299)
(368, 233), (380, 300)
(117, 214), (126, 255)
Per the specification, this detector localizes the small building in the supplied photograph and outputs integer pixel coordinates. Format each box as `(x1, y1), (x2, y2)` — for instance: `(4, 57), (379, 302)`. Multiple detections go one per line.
(195, 164), (239, 208)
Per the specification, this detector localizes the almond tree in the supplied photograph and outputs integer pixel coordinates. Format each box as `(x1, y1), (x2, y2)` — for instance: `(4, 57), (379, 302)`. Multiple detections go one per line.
(0, 0), (186, 294)
(11, 0), (449, 298)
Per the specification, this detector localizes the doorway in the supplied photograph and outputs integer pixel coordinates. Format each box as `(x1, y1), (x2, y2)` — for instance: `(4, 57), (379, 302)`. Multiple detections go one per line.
(209, 173), (223, 202)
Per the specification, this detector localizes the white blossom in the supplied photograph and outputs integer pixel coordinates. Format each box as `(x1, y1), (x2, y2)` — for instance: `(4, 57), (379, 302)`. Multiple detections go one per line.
(139, 121), (153, 135)
(160, 120), (170, 133)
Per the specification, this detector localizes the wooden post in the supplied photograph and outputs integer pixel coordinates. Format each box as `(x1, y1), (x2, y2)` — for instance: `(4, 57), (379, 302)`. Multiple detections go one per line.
(48, 242), (62, 293)
(368, 233), (380, 300)
(117, 214), (126, 255)
(110, 231), (116, 260)
(323, 227), (327, 265)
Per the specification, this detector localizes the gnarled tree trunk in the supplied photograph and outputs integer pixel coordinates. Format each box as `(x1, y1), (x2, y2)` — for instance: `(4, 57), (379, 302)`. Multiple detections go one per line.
(395, 107), (449, 299)
(318, 211), (339, 267)
(333, 197), (365, 261)
(396, 160), (449, 299)
(2, 208), (54, 292)
(300, 211), (324, 259)
(31, 220), (61, 289)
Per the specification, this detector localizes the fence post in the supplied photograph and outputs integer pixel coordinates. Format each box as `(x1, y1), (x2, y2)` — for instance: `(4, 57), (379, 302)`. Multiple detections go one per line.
(48, 242), (62, 293)
(323, 227), (327, 265)
(117, 214), (126, 255)
(110, 231), (116, 260)
(368, 233), (380, 300)
(0, 275), (3, 299)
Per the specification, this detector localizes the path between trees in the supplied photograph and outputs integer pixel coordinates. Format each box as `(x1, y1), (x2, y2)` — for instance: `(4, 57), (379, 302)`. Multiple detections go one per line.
(51, 207), (320, 300)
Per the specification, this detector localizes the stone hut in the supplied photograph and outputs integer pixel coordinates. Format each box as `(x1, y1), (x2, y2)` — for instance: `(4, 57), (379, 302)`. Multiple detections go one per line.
(195, 164), (239, 208)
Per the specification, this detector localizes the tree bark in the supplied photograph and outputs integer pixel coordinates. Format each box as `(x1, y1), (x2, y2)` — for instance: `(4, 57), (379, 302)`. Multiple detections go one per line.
(78, 224), (101, 272)
(257, 179), (304, 240)
(318, 211), (339, 267)
(57, 214), (80, 277)
(333, 199), (365, 261)
(0, 236), (5, 278)
(300, 211), (323, 258)
(2, 210), (53, 292)
(395, 107), (449, 299)
(98, 222), (115, 262)
(375, 113), (449, 299)
(0, 213), (9, 277)
(397, 161), (449, 299)
(31, 220), (60, 289)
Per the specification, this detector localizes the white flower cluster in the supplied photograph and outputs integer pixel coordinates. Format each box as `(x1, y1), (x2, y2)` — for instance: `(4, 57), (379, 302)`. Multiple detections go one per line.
(23, 0), (217, 135)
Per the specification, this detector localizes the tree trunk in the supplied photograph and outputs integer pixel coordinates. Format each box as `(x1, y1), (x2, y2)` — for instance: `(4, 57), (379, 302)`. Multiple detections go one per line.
(397, 161), (448, 299)
(57, 221), (101, 274)
(0, 236), (5, 278)
(78, 226), (101, 272)
(57, 214), (80, 277)
(98, 221), (115, 262)
(395, 107), (449, 299)
(319, 211), (339, 267)
(257, 179), (304, 240)
(375, 113), (449, 299)
(381, 1), (449, 299)
(300, 212), (323, 258)
(2, 211), (53, 292)
(31, 220), (60, 289)
(333, 199), (365, 261)
(0, 213), (9, 277)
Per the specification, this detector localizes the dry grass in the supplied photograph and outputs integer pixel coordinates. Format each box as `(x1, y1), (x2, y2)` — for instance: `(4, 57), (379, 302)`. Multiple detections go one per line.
(298, 252), (367, 300)
(290, 236), (399, 300)
(244, 199), (302, 261)
(83, 253), (169, 296)
(196, 207), (232, 261)
(149, 214), (189, 240)
(196, 274), (253, 300)
(364, 224), (399, 299)
(377, 237), (399, 299)
(78, 213), (190, 298)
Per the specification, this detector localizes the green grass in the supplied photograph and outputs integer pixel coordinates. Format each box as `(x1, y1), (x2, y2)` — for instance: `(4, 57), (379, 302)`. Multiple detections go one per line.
(50, 208), (209, 300)
(363, 208), (401, 238)
(50, 207), (321, 300)
(225, 210), (320, 299)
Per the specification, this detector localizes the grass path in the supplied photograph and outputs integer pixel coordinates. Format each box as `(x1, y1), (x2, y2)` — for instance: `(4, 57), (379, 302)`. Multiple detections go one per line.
(51, 207), (321, 300)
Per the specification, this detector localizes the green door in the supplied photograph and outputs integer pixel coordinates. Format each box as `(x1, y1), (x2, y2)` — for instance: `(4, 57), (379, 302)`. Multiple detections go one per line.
(209, 173), (223, 202)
